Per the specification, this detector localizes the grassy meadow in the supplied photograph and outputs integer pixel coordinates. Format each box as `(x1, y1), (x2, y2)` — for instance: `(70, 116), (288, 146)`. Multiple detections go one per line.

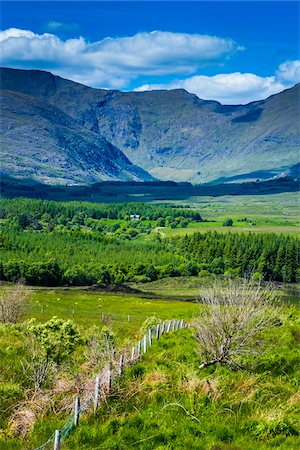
(1, 279), (299, 450)
(155, 192), (299, 236)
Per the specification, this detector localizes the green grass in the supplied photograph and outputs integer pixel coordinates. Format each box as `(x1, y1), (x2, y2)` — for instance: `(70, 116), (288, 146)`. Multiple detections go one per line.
(130, 276), (300, 305)
(0, 280), (299, 449)
(48, 322), (300, 449)
(0, 283), (198, 444)
(152, 191), (300, 236)
(25, 286), (198, 339)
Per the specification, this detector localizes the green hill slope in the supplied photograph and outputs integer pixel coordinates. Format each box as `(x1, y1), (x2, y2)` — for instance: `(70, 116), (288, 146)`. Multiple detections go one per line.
(61, 327), (299, 450)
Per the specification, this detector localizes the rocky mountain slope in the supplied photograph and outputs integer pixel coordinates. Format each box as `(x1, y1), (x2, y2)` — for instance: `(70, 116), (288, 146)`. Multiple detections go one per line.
(0, 82), (153, 184)
(1, 68), (299, 183)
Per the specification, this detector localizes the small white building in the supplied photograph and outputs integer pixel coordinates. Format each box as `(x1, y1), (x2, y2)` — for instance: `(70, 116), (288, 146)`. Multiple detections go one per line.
(130, 214), (140, 221)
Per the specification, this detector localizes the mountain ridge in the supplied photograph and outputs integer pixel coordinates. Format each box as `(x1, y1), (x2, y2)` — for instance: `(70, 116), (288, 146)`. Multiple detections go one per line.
(0, 67), (299, 184)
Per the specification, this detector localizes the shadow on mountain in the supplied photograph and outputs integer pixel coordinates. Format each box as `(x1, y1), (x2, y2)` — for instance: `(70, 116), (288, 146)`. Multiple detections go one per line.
(1, 175), (299, 202)
(212, 169), (282, 184)
(231, 108), (264, 123)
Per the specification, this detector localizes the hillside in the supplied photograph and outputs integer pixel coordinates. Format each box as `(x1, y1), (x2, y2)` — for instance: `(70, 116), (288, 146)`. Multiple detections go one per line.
(0, 68), (299, 183)
(1, 292), (299, 450)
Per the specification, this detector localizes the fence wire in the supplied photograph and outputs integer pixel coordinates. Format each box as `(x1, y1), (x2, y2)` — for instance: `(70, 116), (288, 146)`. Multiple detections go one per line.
(34, 319), (186, 450)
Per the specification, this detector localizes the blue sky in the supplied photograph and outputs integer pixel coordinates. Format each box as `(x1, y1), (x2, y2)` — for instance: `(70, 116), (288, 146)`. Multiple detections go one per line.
(1, 1), (299, 103)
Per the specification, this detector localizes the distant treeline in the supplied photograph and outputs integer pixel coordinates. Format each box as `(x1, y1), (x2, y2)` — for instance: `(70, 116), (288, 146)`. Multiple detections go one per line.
(0, 198), (299, 285)
(177, 232), (299, 283)
(0, 198), (202, 222)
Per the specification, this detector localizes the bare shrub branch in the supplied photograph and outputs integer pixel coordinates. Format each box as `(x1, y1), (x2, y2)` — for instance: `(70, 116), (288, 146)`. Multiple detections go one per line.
(84, 325), (115, 370)
(20, 335), (57, 393)
(195, 278), (279, 369)
(0, 283), (30, 323)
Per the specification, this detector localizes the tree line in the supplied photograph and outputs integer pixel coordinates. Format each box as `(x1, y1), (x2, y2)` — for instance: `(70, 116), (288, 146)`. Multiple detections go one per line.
(0, 198), (202, 223)
(0, 229), (298, 285)
(177, 231), (299, 283)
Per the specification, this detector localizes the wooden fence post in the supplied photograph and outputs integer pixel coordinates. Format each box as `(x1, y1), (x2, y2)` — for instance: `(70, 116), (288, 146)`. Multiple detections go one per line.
(167, 321), (171, 333)
(161, 321), (165, 335)
(54, 429), (60, 450)
(143, 334), (147, 354)
(180, 319), (184, 329)
(74, 396), (80, 426)
(118, 354), (124, 376)
(131, 346), (135, 364)
(148, 329), (152, 346)
(137, 340), (141, 358)
(94, 376), (101, 412)
(128, 314), (130, 322)
(156, 324), (160, 340)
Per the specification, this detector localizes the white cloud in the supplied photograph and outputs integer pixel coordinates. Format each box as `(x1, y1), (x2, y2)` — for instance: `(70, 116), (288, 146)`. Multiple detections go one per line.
(276, 60), (300, 84)
(1, 27), (297, 103)
(135, 61), (300, 104)
(0, 28), (242, 88)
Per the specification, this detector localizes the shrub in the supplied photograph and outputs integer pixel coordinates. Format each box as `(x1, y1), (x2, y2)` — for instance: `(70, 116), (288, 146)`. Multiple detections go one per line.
(27, 317), (82, 363)
(223, 218), (233, 227)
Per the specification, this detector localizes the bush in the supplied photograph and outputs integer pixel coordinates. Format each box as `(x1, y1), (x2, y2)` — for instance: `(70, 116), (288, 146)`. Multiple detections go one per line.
(27, 317), (82, 363)
(223, 218), (233, 227)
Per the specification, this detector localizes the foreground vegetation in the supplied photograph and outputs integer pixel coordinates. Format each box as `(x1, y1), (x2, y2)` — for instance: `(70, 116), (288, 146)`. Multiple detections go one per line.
(0, 280), (299, 450)
(64, 323), (300, 450)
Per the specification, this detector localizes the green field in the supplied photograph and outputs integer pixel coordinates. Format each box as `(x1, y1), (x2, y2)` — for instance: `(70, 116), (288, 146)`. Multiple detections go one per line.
(154, 191), (299, 236)
(24, 285), (199, 339)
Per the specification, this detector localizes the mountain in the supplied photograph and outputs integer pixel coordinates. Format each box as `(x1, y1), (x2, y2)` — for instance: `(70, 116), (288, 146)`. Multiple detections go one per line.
(1, 67), (299, 183)
(0, 73), (154, 185)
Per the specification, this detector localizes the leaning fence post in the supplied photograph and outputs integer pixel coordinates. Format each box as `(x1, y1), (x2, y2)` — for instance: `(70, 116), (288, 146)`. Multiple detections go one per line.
(118, 354), (124, 376)
(131, 346), (135, 364)
(54, 429), (60, 450)
(94, 376), (100, 412)
(137, 340), (141, 358)
(74, 396), (80, 426)
(156, 324), (160, 340)
(148, 329), (152, 346)
(161, 321), (165, 335)
(167, 320), (171, 333)
(143, 334), (147, 353)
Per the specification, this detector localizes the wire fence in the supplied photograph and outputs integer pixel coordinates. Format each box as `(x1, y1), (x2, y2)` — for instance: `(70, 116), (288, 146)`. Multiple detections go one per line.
(34, 318), (187, 450)
(28, 304), (164, 324)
